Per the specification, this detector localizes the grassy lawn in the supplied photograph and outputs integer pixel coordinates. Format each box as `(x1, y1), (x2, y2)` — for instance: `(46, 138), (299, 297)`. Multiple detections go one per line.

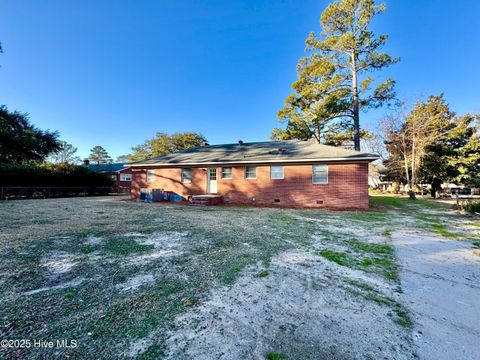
(0, 195), (476, 359)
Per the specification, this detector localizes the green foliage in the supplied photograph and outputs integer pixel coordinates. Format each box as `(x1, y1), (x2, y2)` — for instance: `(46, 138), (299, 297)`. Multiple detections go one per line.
(103, 238), (154, 256)
(88, 146), (112, 164)
(266, 352), (286, 360)
(384, 95), (479, 190)
(0, 105), (60, 164)
(129, 132), (207, 161)
(115, 154), (131, 163)
(0, 163), (113, 187)
(273, 0), (398, 149)
(461, 200), (480, 214)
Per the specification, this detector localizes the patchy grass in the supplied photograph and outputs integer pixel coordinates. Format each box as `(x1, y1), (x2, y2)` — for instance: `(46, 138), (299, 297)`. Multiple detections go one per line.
(6, 195), (466, 357)
(346, 279), (412, 328)
(431, 223), (460, 239)
(103, 237), (155, 255)
(370, 195), (441, 211)
(318, 237), (398, 281)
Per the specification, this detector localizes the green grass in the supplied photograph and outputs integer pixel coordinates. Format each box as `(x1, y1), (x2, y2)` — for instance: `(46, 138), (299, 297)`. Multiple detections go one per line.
(319, 247), (398, 281)
(266, 351), (287, 360)
(257, 270), (270, 278)
(370, 195), (441, 211)
(103, 238), (155, 255)
(348, 238), (393, 255)
(431, 223), (459, 239)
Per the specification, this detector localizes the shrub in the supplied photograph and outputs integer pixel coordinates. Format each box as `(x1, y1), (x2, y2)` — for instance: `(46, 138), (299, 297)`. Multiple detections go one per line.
(461, 200), (480, 214)
(0, 163), (113, 187)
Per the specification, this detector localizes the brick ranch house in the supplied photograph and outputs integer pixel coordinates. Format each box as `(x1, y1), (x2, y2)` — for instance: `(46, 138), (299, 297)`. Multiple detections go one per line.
(85, 161), (133, 193)
(129, 140), (379, 209)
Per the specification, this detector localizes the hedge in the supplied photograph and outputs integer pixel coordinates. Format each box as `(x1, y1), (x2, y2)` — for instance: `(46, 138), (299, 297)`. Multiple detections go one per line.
(0, 163), (113, 187)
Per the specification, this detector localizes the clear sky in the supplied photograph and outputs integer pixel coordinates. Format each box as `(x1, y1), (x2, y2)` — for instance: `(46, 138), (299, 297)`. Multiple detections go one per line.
(1, 0), (479, 159)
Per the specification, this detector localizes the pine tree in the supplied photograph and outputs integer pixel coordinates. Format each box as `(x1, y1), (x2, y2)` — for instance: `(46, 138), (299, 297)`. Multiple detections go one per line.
(88, 146), (112, 164)
(273, 0), (398, 150)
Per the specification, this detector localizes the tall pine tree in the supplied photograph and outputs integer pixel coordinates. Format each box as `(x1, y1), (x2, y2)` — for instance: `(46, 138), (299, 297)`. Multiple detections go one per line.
(273, 0), (398, 150)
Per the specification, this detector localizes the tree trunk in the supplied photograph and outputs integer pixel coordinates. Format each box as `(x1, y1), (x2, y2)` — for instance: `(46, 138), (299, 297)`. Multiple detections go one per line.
(351, 51), (360, 151)
(411, 138), (414, 187)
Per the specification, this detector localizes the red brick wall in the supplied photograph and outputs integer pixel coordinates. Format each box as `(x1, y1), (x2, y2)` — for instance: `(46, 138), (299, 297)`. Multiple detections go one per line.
(131, 162), (369, 209)
(113, 168), (132, 193)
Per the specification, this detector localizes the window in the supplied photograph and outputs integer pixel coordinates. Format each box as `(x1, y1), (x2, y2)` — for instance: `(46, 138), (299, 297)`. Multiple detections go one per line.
(147, 170), (155, 183)
(120, 173), (132, 182)
(221, 167), (232, 179)
(209, 168), (217, 180)
(270, 166), (284, 179)
(181, 168), (192, 183)
(245, 166), (257, 179)
(312, 165), (328, 184)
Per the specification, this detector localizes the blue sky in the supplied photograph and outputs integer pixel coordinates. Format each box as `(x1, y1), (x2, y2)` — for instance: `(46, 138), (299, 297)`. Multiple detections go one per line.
(1, 0), (479, 159)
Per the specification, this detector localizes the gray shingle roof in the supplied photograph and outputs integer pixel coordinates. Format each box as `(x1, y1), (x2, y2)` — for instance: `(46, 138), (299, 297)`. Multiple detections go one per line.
(130, 140), (379, 167)
(87, 163), (129, 173)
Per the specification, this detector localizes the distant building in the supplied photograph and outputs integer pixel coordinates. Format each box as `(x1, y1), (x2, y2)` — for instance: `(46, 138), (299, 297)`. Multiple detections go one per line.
(84, 161), (132, 194)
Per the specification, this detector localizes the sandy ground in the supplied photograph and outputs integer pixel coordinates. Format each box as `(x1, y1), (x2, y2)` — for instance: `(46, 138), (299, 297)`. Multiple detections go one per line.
(161, 250), (414, 360)
(1, 196), (478, 359)
(392, 230), (480, 360)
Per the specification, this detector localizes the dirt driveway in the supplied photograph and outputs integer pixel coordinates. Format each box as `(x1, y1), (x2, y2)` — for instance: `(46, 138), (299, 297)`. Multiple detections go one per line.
(393, 229), (480, 360)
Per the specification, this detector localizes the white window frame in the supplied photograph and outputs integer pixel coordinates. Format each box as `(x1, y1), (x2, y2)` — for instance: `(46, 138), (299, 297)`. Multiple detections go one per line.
(221, 167), (232, 179)
(270, 166), (284, 180)
(146, 170), (155, 183)
(120, 173), (132, 182)
(181, 168), (192, 183)
(245, 166), (257, 179)
(312, 164), (328, 184)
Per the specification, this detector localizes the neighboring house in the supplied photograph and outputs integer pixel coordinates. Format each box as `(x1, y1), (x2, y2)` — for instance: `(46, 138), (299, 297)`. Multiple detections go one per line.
(85, 161), (132, 193)
(129, 140), (379, 209)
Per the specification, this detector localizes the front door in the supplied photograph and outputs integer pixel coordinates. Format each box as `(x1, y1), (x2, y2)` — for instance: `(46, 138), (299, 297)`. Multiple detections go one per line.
(207, 168), (218, 193)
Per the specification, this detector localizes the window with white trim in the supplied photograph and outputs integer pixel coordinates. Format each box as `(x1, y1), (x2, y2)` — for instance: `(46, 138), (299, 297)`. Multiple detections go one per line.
(221, 167), (232, 179)
(120, 173), (132, 182)
(181, 168), (192, 183)
(312, 165), (328, 184)
(147, 170), (155, 183)
(245, 166), (257, 179)
(270, 166), (284, 179)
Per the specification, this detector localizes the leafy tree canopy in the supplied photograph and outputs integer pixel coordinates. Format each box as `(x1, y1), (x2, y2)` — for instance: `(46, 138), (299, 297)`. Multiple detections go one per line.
(273, 0), (398, 150)
(0, 105), (60, 164)
(115, 155), (131, 163)
(88, 145), (112, 164)
(383, 95), (480, 191)
(129, 132), (207, 162)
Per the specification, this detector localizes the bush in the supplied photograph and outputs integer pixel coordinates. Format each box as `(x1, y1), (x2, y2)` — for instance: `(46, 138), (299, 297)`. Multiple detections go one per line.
(0, 163), (113, 187)
(461, 200), (480, 214)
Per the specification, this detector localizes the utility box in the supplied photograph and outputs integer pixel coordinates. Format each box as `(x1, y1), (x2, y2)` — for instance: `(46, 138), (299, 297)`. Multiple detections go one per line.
(152, 189), (169, 202)
(140, 188), (152, 202)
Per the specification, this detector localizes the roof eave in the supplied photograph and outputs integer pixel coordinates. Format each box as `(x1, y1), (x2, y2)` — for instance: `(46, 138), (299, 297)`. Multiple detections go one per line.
(130, 156), (380, 167)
